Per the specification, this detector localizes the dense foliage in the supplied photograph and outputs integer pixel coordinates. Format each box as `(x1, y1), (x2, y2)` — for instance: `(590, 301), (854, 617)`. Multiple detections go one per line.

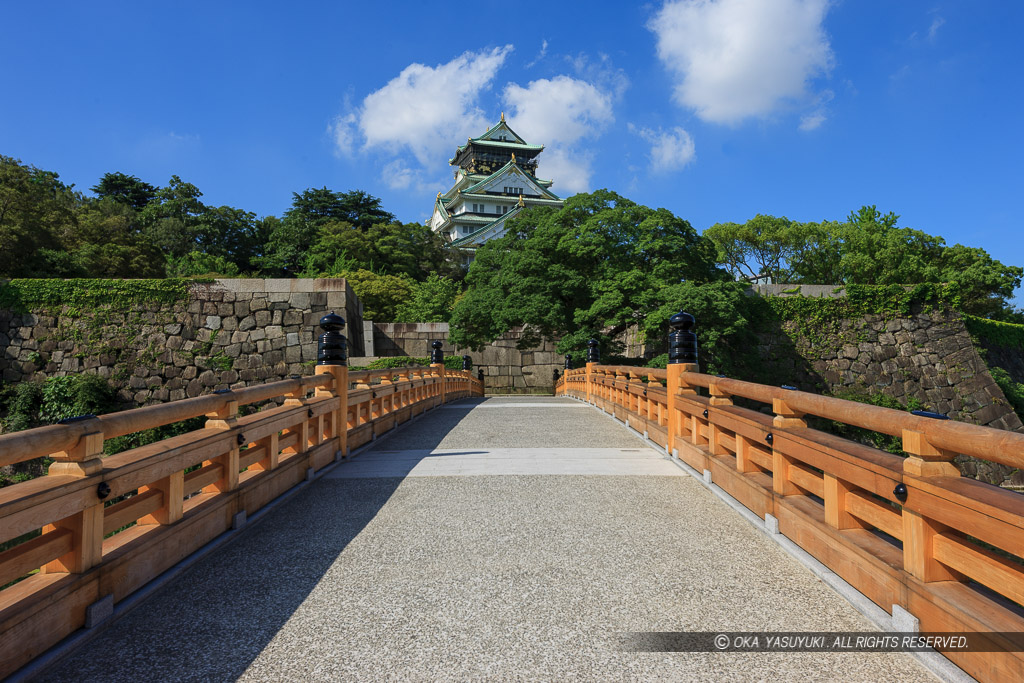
(706, 206), (1023, 319)
(449, 190), (726, 355)
(0, 156), (456, 284)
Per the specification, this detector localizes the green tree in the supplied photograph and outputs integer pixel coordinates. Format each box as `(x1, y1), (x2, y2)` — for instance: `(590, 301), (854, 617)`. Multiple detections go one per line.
(90, 172), (158, 211)
(340, 269), (415, 320)
(396, 274), (461, 322)
(284, 188), (394, 229)
(166, 251), (241, 277)
(139, 175), (207, 258)
(65, 198), (165, 277)
(449, 190), (724, 353)
(0, 156), (77, 277)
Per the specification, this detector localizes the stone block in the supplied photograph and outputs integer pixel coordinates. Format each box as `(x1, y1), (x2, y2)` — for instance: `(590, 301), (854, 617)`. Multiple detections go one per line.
(239, 316), (256, 331)
(254, 310), (272, 327)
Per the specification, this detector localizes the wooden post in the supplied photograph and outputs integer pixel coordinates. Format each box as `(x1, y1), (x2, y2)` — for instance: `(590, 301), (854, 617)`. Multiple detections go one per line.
(900, 428), (964, 581)
(735, 434), (755, 473)
(902, 429), (960, 478)
(823, 473), (867, 530)
(585, 362), (595, 404)
(48, 424), (104, 477)
(772, 398), (805, 496)
(282, 382), (311, 458)
(204, 398), (240, 493)
(316, 364), (349, 457)
(666, 362), (697, 455)
(431, 363), (446, 405)
(43, 423), (106, 571)
(43, 505), (104, 574)
(139, 471), (185, 525)
(707, 382), (733, 456)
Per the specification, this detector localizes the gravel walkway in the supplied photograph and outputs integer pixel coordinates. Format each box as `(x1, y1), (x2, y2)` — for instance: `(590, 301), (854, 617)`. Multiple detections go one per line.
(38, 397), (935, 681)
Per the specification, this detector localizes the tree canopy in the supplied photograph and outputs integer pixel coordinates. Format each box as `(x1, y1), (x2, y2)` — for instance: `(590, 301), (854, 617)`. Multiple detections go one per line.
(449, 190), (726, 353)
(706, 206), (1022, 318)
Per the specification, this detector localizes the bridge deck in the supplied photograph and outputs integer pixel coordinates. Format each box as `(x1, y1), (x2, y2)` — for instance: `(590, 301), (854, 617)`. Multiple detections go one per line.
(40, 397), (933, 681)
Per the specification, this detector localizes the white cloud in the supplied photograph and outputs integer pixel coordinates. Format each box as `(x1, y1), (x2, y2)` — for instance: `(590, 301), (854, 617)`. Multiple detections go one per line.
(630, 124), (696, 172)
(503, 75), (615, 192)
(798, 87), (833, 131)
(526, 39), (548, 68)
(381, 159), (416, 190)
(649, 0), (833, 124)
(928, 16), (945, 41)
(798, 112), (826, 131)
(333, 46), (512, 165)
(328, 113), (357, 157)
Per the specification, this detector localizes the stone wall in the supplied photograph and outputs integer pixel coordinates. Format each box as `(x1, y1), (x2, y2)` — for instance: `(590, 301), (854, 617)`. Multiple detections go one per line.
(369, 323), (561, 393)
(0, 279), (363, 405)
(756, 308), (1023, 487)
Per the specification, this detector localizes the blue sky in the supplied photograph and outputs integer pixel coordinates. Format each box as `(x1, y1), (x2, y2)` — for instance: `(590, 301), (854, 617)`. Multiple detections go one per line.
(2, 1), (1021, 298)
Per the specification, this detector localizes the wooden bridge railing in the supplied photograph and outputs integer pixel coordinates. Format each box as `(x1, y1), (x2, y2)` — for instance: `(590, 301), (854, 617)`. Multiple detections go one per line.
(0, 319), (482, 678)
(556, 316), (1024, 683)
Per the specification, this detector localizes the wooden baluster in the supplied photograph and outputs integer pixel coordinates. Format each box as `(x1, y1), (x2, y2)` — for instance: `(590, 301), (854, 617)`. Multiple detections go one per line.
(824, 473), (868, 530)
(204, 398), (239, 493)
(707, 382), (732, 456)
(734, 434), (754, 473)
(44, 427), (105, 574)
(901, 429), (965, 582)
(771, 398), (805, 497)
(354, 373), (371, 426)
(395, 369), (409, 409)
(139, 471), (185, 526)
(629, 369), (643, 414)
(282, 383), (311, 454)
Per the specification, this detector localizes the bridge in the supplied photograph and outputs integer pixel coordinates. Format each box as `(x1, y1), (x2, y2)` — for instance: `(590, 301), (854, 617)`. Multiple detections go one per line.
(1, 314), (1022, 681)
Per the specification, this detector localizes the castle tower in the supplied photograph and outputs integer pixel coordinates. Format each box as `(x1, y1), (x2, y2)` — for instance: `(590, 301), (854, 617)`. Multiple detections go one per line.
(429, 114), (564, 258)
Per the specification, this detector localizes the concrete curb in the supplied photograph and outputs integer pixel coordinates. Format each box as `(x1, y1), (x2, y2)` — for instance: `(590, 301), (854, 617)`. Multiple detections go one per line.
(569, 395), (973, 683)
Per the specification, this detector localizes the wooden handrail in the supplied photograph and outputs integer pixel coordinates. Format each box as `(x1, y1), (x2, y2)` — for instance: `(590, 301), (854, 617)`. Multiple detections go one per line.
(559, 359), (1024, 682)
(0, 358), (483, 678)
(679, 371), (1024, 469)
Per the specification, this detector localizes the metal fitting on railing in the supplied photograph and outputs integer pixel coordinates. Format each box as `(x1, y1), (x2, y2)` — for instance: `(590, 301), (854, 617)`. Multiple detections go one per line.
(462, 355), (472, 370)
(430, 340), (444, 364)
(586, 339), (600, 364)
(668, 311), (697, 365)
(317, 312), (348, 366)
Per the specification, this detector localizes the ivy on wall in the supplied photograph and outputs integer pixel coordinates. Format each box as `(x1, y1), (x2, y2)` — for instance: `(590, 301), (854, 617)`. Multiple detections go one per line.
(0, 278), (196, 315)
(963, 315), (1024, 353)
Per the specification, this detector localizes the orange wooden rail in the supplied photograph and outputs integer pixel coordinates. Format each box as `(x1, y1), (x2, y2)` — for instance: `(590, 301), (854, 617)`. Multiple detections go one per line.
(557, 362), (1024, 683)
(0, 362), (482, 678)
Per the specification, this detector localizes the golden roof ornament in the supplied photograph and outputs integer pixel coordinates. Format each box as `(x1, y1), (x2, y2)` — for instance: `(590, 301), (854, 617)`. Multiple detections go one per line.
(500, 111), (505, 121)
(436, 192), (441, 200)
(511, 152), (516, 163)
(518, 194), (525, 207)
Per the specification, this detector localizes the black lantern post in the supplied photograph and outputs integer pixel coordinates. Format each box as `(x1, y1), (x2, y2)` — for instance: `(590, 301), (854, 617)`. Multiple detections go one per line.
(462, 355), (472, 371)
(430, 340), (444, 365)
(586, 339), (600, 364)
(668, 312), (697, 365)
(316, 312), (348, 366)
(564, 354), (573, 370)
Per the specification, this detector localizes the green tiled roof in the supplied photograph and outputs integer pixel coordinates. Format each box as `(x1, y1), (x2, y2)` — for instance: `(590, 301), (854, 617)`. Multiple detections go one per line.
(461, 160), (561, 200)
(449, 206), (524, 247)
